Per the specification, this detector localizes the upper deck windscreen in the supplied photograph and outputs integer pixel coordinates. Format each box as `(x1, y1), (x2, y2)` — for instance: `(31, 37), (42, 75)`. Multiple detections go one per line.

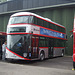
(9, 16), (33, 24)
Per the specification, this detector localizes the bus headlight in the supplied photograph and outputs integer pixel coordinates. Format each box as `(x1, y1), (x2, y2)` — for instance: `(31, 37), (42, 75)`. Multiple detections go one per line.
(23, 53), (27, 57)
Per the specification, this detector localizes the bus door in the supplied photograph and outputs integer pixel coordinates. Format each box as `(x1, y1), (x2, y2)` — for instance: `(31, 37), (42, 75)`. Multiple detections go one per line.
(31, 36), (39, 58)
(48, 38), (54, 58)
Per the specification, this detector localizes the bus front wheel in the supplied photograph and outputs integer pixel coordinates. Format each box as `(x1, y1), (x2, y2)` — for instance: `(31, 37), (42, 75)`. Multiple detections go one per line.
(73, 61), (75, 69)
(40, 51), (45, 61)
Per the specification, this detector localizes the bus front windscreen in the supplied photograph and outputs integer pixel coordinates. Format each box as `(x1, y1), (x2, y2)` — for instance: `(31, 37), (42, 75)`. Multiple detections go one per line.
(9, 16), (33, 24)
(7, 34), (30, 57)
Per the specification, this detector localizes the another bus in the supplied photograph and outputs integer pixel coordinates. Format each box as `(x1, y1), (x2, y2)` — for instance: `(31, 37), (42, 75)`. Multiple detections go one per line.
(73, 17), (75, 69)
(6, 12), (67, 61)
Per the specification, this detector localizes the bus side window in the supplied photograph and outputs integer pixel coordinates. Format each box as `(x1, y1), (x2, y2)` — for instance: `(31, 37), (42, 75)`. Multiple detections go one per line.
(33, 16), (37, 25)
(39, 36), (46, 47)
(43, 21), (47, 28)
(39, 19), (43, 27)
(50, 23), (54, 30)
(29, 16), (33, 23)
(37, 18), (39, 26)
(53, 24), (56, 30)
(47, 22), (50, 28)
(49, 38), (54, 47)
(45, 37), (49, 47)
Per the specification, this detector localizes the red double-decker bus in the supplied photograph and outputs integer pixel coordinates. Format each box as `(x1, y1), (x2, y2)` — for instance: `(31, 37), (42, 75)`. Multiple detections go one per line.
(73, 17), (75, 69)
(6, 12), (67, 61)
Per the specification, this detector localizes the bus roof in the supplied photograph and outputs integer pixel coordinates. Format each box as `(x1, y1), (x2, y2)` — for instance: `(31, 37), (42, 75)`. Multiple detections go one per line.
(11, 12), (65, 28)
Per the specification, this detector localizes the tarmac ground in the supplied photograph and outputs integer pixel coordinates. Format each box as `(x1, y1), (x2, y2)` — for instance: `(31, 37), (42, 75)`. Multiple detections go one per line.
(0, 56), (75, 75)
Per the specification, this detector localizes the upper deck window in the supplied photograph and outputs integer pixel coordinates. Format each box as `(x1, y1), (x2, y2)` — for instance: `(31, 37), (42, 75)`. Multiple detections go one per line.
(9, 16), (33, 24)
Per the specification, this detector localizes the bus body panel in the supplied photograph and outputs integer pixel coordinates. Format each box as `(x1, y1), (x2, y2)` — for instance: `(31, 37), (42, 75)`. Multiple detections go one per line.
(39, 47), (48, 59)
(6, 47), (31, 60)
(53, 47), (65, 57)
(6, 48), (24, 60)
(31, 25), (40, 34)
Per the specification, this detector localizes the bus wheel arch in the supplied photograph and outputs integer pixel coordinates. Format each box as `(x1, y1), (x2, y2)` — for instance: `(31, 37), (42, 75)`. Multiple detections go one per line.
(40, 50), (45, 61)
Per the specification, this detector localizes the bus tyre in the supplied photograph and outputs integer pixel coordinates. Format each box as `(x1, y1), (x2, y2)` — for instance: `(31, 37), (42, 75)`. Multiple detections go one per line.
(40, 51), (45, 61)
(73, 62), (75, 69)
